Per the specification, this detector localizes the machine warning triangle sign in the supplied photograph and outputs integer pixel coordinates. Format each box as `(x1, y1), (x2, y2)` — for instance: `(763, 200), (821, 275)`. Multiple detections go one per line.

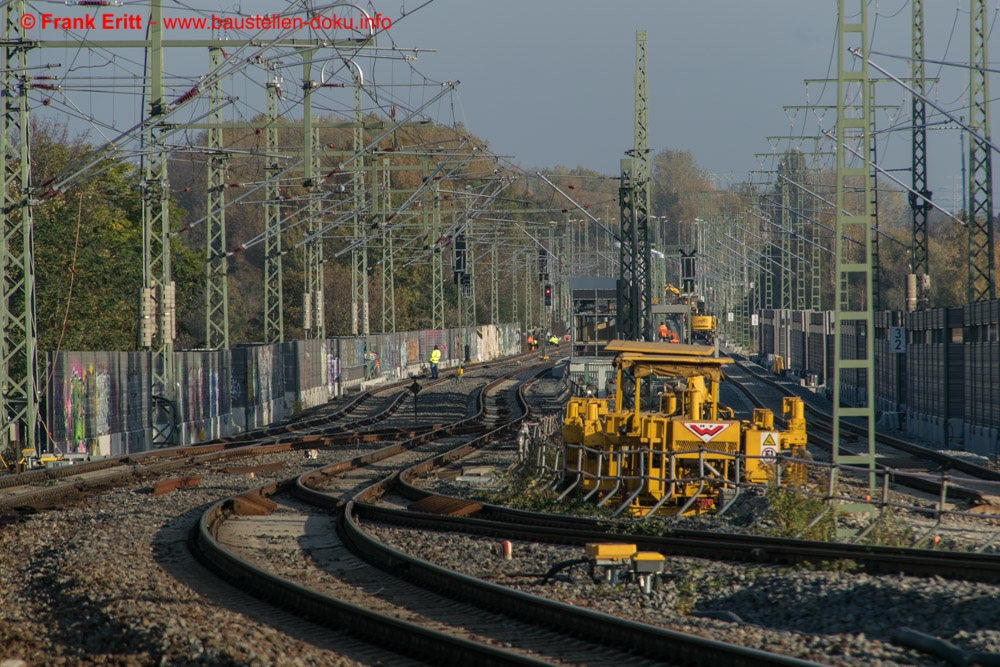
(760, 432), (780, 462)
(682, 422), (730, 443)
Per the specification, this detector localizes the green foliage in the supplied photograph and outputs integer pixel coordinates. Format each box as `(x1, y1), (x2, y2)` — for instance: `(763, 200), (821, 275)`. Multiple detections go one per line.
(673, 569), (699, 615)
(861, 508), (916, 548)
(33, 121), (145, 352)
(617, 518), (675, 538)
(763, 484), (835, 541)
(483, 464), (616, 517)
(483, 477), (614, 517)
(31, 119), (206, 352)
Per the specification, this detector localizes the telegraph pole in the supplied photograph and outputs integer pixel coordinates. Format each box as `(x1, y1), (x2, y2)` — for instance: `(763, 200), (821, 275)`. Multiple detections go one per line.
(617, 30), (652, 343)
(431, 179), (445, 330)
(263, 69), (284, 344)
(378, 157), (396, 333)
(302, 50), (325, 340)
(350, 69), (370, 343)
(142, 0), (176, 444)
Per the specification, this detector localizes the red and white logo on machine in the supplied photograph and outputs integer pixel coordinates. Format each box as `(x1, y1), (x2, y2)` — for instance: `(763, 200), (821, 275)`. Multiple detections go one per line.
(681, 422), (731, 443)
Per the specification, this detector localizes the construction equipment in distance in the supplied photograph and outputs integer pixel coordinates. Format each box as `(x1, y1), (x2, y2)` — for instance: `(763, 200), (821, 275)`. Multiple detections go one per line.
(690, 312), (717, 346)
(561, 340), (807, 517)
(659, 285), (716, 346)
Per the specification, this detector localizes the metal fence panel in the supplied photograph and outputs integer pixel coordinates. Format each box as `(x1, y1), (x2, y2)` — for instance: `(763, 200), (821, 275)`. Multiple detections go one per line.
(45, 351), (150, 457)
(174, 350), (230, 443)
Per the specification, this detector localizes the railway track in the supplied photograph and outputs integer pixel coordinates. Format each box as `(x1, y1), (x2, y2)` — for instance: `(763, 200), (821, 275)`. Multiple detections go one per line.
(723, 353), (1000, 511)
(0, 353), (534, 515)
(192, 363), (826, 666)
(4, 349), (999, 666)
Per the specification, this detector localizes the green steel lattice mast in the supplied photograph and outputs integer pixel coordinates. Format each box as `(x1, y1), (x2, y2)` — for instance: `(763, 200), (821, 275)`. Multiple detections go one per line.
(968, 0), (995, 303)
(833, 0), (876, 492)
(0, 0), (39, 458)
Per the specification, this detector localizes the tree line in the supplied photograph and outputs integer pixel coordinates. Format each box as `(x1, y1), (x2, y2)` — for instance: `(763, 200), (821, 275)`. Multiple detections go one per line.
(29, 122), (981, 356)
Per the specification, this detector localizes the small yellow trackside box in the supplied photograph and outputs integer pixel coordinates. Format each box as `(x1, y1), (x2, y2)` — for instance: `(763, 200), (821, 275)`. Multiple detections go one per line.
(585, 543), (637, 560)
(632, 551), (665, 563)
(632, 551), (666, 573)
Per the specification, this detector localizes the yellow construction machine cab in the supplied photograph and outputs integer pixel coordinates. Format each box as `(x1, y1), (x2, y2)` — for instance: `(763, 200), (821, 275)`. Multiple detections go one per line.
(691, 314), (717, 333)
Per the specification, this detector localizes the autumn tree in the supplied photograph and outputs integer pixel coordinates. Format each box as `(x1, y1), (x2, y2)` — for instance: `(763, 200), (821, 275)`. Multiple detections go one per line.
(33, 119), (203, 352)
(650, 148), (714, 249)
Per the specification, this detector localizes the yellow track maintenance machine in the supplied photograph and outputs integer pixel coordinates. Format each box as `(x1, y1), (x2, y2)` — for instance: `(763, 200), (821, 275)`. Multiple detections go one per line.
(561, 340), (807, 517)
(690, 313), (717, 346)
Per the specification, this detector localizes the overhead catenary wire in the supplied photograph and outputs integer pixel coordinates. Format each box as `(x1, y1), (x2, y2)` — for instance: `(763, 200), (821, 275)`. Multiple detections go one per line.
(39, 0), (439, 194)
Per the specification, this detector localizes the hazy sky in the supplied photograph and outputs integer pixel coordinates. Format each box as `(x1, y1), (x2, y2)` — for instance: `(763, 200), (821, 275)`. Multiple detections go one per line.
(387, 1), (983, 208)
(22, 0), (990, 210)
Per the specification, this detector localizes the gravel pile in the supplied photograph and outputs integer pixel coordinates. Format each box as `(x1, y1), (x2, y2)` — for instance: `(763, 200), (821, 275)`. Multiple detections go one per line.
(0, 363), (518, 666)
(403, 377), (1000, 666)
(0, 450), (379, 667)
(4, 366), (998, 666)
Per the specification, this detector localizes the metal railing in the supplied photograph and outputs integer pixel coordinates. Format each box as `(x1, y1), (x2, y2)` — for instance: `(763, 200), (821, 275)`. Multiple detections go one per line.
(521, 437), (1000, 549)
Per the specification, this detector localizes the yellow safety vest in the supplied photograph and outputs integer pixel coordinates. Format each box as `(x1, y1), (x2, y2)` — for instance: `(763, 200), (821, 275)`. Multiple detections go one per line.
(429, 349), (441, 364)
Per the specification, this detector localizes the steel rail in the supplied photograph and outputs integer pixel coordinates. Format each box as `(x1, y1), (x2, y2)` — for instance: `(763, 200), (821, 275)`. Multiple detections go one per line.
(722, 358), (990, 506)
(0, 350), (542, 512)
(730, 355), (1000, 483)
(196, 362), (823, 666)
(193, 362), (581, 666)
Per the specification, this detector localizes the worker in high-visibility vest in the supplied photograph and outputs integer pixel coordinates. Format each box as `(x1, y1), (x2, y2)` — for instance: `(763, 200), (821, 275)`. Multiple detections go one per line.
(429, 345), (441, 379)
(548, 334), (558, 346)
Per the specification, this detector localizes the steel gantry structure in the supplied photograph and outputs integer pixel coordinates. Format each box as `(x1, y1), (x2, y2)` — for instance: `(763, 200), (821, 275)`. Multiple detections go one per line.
(264, 70), (284, 345)
(2, 0), (490, 454)
(833, 0), (876, 492)
(205, 46), (230, 350)
(968, 0), (995, 303)
(617, 30), (653, 344)
(909, 0), (932, 310)
(302, 49), (325, 341)
(36, 0), (384, 444)
(1, 0), (38, 461)
(766, 136), (831, 313)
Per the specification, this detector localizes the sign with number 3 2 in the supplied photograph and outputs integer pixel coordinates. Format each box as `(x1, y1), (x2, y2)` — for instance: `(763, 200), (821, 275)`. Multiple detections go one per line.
(890, 327), (906, 354)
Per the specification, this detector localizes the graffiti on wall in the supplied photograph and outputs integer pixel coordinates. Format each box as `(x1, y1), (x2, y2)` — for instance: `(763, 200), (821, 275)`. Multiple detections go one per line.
(62, 360), (114, 455)
(298, 344), (310, 392)
(250, 345), (278, 423)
